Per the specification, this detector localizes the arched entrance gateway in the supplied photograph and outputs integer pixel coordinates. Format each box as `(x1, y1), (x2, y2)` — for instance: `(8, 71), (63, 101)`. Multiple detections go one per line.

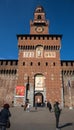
(34, 93), (43, 107)
(34, 74), (45, 107)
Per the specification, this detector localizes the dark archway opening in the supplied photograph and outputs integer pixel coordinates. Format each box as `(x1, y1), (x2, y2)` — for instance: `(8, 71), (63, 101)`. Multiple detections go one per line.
(34, 93), (44, 107)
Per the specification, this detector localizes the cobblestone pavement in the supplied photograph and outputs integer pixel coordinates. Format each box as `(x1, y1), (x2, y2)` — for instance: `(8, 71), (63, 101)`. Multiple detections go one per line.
(8, 107), (74, 130)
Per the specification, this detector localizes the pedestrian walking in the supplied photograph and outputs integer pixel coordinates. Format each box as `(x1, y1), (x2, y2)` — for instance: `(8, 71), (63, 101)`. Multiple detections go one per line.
(26, 102), (31, 112)
(54, 101), (61, 130)
(24, 102), (28, 111)
(47, 101), (52, 112)
(35, 102), (37, 110)
(0, 103), (11, 130)
(45, 100), (47, 108)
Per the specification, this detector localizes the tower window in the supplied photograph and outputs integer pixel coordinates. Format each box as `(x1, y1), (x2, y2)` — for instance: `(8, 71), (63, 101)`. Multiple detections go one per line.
(38, 9), (41, 12)
(21, 37), (23, 40)
(23, 62), (25, 66)
(71, 62), (73, 66)
(37, 15), (41, 19)
(5, 61), (8, 65)
(1, 61), (3, 65)
(30, 62), (33, 66)
(53, 62), (55, 66)
(38, 62), (40, 66)
(46, 62), (48, 66)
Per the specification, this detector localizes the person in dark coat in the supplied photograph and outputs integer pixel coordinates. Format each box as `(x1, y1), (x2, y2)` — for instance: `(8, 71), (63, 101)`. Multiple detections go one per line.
(47, 101), (52, 112)
(35, 102), (37, 110)
(54, 101), (61, 130)
(0, 103), (11, 130)
(24, 102), (28, 111)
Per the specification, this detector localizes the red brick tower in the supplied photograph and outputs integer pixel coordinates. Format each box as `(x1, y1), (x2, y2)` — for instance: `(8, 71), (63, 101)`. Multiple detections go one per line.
(30, 5), (49, 34)
(15, 6), (62, 106)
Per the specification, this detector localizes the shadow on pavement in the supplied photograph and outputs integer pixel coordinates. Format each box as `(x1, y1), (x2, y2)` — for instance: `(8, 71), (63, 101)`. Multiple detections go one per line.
(59, 122), (73, 129)
(30, 110), (38, 112)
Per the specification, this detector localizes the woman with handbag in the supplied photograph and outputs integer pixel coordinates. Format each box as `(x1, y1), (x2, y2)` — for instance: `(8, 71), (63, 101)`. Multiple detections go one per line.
(0, 103), (11, 130)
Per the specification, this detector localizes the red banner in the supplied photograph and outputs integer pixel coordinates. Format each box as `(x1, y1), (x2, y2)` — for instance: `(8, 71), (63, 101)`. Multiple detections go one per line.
(16, 86), (25, 96)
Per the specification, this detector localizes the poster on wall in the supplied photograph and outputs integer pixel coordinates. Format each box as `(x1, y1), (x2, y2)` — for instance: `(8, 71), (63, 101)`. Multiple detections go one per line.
(15, 86), (25, 96)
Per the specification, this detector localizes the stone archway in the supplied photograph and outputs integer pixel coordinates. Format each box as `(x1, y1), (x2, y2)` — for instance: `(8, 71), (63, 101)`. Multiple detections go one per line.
(34, 74), (45, 107)
(34, 93), (44, 107)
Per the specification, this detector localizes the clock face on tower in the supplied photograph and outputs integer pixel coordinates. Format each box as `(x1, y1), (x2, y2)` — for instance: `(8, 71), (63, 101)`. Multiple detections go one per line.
(35, 26), (44, 33)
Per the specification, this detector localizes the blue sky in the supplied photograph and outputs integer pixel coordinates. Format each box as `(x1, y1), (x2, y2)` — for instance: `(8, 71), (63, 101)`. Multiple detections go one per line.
(0, 0), (74, 60)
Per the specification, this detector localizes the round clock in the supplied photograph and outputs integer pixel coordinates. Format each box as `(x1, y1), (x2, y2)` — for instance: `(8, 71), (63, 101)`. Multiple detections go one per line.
(35, 26), (43, 33)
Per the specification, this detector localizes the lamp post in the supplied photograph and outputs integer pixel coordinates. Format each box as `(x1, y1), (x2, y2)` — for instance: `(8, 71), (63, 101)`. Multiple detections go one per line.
(26, 76), (29, 101)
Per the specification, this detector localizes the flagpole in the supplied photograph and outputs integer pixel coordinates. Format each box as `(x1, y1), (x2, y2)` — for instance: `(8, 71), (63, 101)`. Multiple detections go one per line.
(69, 87), (73, 109)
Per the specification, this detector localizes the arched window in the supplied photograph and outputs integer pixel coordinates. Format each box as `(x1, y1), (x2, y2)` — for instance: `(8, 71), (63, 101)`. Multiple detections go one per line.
(37, 15), (41, 19)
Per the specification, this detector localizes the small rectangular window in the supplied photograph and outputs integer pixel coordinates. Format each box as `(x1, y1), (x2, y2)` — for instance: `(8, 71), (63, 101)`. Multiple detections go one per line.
(1, 61), (3, 65)
(53, 62), (55, 66)
(46, 62), (48, 66)
(38, 62), (40, 66)
(23, 62), (25, 66)
(30, 62), (33, 66)
(5, 61), (8, 65)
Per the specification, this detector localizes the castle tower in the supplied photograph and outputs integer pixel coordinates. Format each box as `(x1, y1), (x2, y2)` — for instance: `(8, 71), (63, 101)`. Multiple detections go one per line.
(15, 6), (62, 106)
(30, 6), (49, 34)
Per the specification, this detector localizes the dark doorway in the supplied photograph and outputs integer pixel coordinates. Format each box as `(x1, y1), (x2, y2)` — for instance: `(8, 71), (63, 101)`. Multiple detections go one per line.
(34, 93), (43, 107)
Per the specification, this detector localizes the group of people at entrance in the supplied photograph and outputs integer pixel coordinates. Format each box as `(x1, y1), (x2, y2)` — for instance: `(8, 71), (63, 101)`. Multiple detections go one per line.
(0, 99), (62, 130)
(24, 99), (61, 130)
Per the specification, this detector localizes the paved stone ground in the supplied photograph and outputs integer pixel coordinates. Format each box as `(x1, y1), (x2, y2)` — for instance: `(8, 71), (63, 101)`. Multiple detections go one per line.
(5, 107), (74, 130)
